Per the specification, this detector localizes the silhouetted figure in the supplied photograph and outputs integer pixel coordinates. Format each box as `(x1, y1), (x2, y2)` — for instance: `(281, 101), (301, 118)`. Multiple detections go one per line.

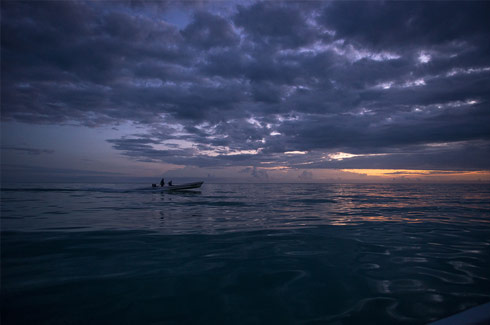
(160, 178), (165, 187)
(169, 180), (173, 186)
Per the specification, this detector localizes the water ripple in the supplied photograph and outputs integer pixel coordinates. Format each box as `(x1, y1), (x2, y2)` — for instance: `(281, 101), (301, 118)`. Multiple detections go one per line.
(1, 183), (490, 324)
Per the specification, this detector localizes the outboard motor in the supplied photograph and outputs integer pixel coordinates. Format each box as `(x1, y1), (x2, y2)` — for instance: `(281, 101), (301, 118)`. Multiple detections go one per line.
(152, 184), (157, 188)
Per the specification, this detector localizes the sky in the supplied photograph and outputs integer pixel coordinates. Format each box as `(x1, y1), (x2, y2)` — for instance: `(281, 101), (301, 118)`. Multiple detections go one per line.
(1, 0), (490, 183)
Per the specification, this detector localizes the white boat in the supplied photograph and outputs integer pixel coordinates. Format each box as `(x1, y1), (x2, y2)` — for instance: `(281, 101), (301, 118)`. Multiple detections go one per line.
(151, 181), (204, 191)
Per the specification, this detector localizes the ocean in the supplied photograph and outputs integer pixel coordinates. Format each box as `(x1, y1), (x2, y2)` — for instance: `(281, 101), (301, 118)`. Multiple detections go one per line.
(1, 183), (490, 324)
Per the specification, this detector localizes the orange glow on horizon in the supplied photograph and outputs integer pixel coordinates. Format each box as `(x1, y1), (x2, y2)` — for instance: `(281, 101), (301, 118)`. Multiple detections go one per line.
(341, 169), (490, 179)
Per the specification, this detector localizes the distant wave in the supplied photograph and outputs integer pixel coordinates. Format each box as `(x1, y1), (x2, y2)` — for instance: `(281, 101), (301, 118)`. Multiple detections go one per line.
(0, 187), (203, 195)
(1, 187), (124, 193)
(1, 187), (155, 194)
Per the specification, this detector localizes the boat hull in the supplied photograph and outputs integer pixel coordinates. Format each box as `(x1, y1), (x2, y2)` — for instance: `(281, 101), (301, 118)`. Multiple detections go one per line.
(152, 181), (203, 191)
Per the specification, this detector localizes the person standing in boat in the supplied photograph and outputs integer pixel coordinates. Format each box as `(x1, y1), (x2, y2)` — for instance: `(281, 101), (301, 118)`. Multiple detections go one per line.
(160, 178), (165, 187)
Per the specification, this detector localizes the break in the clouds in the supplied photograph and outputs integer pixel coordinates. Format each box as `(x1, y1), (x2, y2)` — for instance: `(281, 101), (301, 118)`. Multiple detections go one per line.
(2, 1), (490, 171)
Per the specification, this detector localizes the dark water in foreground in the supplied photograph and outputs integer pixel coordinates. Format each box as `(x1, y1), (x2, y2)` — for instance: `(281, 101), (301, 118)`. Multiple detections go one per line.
(1, 183), (490, 324)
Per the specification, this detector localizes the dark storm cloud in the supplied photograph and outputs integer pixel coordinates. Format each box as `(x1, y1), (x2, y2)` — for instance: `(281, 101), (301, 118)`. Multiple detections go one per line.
(2, 1), (490, 170)
(1, 146), (54, 155)
(234, 1), (320, 49)
(321, 1), (490, 51)
(182, 11), (239, 49)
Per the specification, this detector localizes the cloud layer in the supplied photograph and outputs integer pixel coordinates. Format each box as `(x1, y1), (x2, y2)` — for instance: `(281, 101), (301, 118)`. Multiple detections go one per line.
(2, 1), (490, 170)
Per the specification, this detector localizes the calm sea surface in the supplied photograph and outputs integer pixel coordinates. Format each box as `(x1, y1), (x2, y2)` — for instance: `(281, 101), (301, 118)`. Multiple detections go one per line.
(1, 183), (490, 324)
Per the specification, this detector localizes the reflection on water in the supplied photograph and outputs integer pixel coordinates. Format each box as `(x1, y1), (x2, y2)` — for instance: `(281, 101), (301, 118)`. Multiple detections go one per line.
(1, 183), (490, 324)
(3, 183), (489, 233)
